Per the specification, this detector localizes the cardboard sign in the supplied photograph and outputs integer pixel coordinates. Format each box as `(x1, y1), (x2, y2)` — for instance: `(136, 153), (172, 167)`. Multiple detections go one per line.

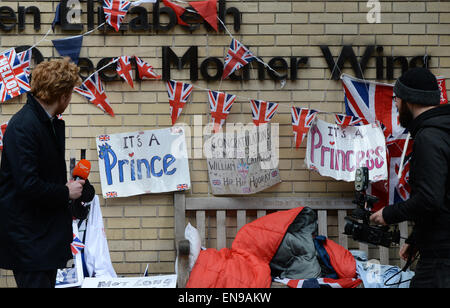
(96, 127), (191, 198)
(81, 275), (177, 288)
(206, 125), (281, 195)
(305, 118), (387, 182)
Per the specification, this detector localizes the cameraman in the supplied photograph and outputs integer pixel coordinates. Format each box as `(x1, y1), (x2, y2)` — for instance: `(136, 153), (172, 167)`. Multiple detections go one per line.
(370, 67), (450, 288)
(0, 58), (85, 288)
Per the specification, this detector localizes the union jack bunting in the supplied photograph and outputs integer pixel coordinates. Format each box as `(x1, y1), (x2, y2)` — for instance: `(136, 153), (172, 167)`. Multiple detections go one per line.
(0, 122), (8, 151)
(437, 76), (448, 105)
(250, 100), (279, 126)
(208, 90), (237, 133)
(74, 72), (115, 117)
(17, 49), (32, 77)
(103, 0), (131, 32)
(116, 56), (134, 88)
(291, 107), (318, 149)
(135, 56), (161, 80)
(166, 80), (193, 125)
(334, 114), (366, 128)
(274, 277), (361, 289)
(222, 38), (256, 80)
(0, 48), (31, 103)
(71, 233), (85, 256)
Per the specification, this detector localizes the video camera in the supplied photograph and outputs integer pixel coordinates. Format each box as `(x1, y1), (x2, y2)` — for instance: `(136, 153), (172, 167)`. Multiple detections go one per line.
(344, 167), (400, 248)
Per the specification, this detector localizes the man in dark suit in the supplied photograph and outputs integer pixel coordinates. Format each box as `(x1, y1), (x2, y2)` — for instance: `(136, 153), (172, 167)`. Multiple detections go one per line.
(0, 58), (85, 288)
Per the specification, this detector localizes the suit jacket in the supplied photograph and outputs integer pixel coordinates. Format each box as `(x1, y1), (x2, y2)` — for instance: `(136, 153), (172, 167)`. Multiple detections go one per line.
(0, 93), (73, 271)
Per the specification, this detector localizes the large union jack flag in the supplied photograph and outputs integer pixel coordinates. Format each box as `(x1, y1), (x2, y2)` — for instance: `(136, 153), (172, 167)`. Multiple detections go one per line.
(274, 277), (362, 289)
(208, 90), (237, 133)
(116, 56), (134, 88)
(0, 48), (31, 103)
(74, 72), (115, 117)
(166, 80), (193, 126)
(0, 122), (8, 151)
(334, 113), (366, 128)
(17, 49), (32, 77)
(291, 107), (318, 149)
(341, 74), (402, 140)
(103, 0), (131, 32)
(341, 73), (412, 210)
(222, 39), (256, 80)
(135, 56), (161, 80)
(250, 100), (279, 126)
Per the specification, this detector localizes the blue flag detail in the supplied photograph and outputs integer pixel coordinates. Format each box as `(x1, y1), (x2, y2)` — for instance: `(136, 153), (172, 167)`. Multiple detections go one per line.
(52, 35), (83, 64)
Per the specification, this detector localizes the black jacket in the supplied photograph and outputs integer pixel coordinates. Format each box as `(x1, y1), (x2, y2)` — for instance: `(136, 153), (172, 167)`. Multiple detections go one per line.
(383, 104), (450, 252)
(0, 94), (73, 271)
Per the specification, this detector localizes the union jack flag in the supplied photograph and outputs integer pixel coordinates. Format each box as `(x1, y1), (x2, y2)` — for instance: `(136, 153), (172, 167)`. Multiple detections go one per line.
(106, 191), (118, 198)
(341, 74), (401, 140)
(341, 74), (412, 210)
(208, 90), (237, 133)
(274, 277), (361, 289)
(437, 76), (448, 105)
(103, 0), (131, 32)
(116, 56), (134, 88)
(222, 39), (256, 80)
(98, 135), (111, 142)
(17, 49), (32, 77)
(74, 72), (115, 117)
(71, 233), (85, 255)
(135, 56), (161, 80)
(250, 100), (279, 126)
(0, 122), (8, 151)
(0, 48), (31, 103)
(334, 114), (366, 127)
(166, 80), (193, 126)
(291, 107), (318, 149)
(177, 184), (189, 191)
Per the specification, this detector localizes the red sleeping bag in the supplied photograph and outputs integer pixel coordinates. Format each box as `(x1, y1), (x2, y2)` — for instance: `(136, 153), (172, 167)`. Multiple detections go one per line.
(186, 207), (359, 288)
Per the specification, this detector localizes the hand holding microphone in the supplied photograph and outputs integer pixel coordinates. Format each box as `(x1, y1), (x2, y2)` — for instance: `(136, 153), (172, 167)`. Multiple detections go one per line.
(67, 159), (93, 201)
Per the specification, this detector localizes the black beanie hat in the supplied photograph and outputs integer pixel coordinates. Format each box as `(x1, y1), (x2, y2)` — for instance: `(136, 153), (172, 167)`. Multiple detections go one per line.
(394, 67), (441, 106)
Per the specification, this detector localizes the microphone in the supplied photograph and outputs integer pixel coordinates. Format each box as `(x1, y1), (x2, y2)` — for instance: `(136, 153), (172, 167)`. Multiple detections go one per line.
(72, 159), (91, 181)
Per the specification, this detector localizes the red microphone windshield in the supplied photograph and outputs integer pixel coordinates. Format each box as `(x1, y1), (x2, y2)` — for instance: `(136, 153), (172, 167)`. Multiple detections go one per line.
(72, 159), (91, 180)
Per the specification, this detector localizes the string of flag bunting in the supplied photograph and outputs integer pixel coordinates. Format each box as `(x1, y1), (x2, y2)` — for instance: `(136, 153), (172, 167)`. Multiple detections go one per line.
(0, 0), (449, 210)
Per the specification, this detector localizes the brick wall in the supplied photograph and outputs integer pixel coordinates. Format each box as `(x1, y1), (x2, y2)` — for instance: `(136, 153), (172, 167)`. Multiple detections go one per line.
(0, 0), (449, 287)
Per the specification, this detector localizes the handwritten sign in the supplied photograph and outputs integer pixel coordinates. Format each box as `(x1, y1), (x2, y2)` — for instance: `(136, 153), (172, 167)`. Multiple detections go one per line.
(206, 125), (281, 195)
(96, 127), (190, 198)
(81, 275), (177, 288)
(305, 118), (387, 182)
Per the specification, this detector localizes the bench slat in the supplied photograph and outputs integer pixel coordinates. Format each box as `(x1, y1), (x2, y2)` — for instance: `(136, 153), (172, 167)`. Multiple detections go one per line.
(338, 210), (348, 249)
(318, 210), (327, 237)
(217, 211), (226, 249)
(237, 210), (246, 232)
(196, 211), (206, 247)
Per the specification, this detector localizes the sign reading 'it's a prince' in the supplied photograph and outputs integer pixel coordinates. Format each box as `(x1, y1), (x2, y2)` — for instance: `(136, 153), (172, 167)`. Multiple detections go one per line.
(96, 127), (191, 198)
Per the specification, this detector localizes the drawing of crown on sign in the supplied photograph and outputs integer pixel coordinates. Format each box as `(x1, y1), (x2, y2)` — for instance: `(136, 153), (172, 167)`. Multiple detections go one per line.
(106, 191), (118, 198)
(177, 184), (189, 191)
(99, 135), (111, 141)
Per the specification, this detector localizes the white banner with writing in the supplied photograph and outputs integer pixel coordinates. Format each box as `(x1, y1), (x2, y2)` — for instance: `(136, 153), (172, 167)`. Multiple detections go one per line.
(96, 127), (190, 198)
(305, 118), (387, 182)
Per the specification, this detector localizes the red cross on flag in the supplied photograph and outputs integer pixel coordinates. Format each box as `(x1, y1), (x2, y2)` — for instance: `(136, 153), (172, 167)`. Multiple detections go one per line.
(103, 0), (131, 32)
(74, 72), (115, 117)
(166, 80), (193, 126)
(116, 56), (134, 88)
(291, 107), (318, 149)
(208, 90), (236, 133)
(222, 39), (256, 80)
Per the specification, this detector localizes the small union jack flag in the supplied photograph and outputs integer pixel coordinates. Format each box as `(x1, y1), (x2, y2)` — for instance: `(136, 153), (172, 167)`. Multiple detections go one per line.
(71, 233), (85, 255)
(116, 56), (134, 88)
(98, 135), (111, 142)
(74, 72), (115, 117)
(208, 90), (237, 133)
(0, 48), (31, 103)
(166, 80), (193, 126)
(106, 191), (118, 198)
(222, 38), (256, 80)
(250, 100), (279, 126)
(177, 184), (189, 191)
(334, 114), (366, 127)
(291, 107), (318, 149)
(0, 122), (8, 151)
(135, 56), (161, 80)
(103, 0), (131, 32)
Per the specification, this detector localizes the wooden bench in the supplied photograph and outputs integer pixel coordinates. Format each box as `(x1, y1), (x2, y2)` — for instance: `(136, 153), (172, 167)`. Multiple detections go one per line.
(174, 193), (409, 288)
